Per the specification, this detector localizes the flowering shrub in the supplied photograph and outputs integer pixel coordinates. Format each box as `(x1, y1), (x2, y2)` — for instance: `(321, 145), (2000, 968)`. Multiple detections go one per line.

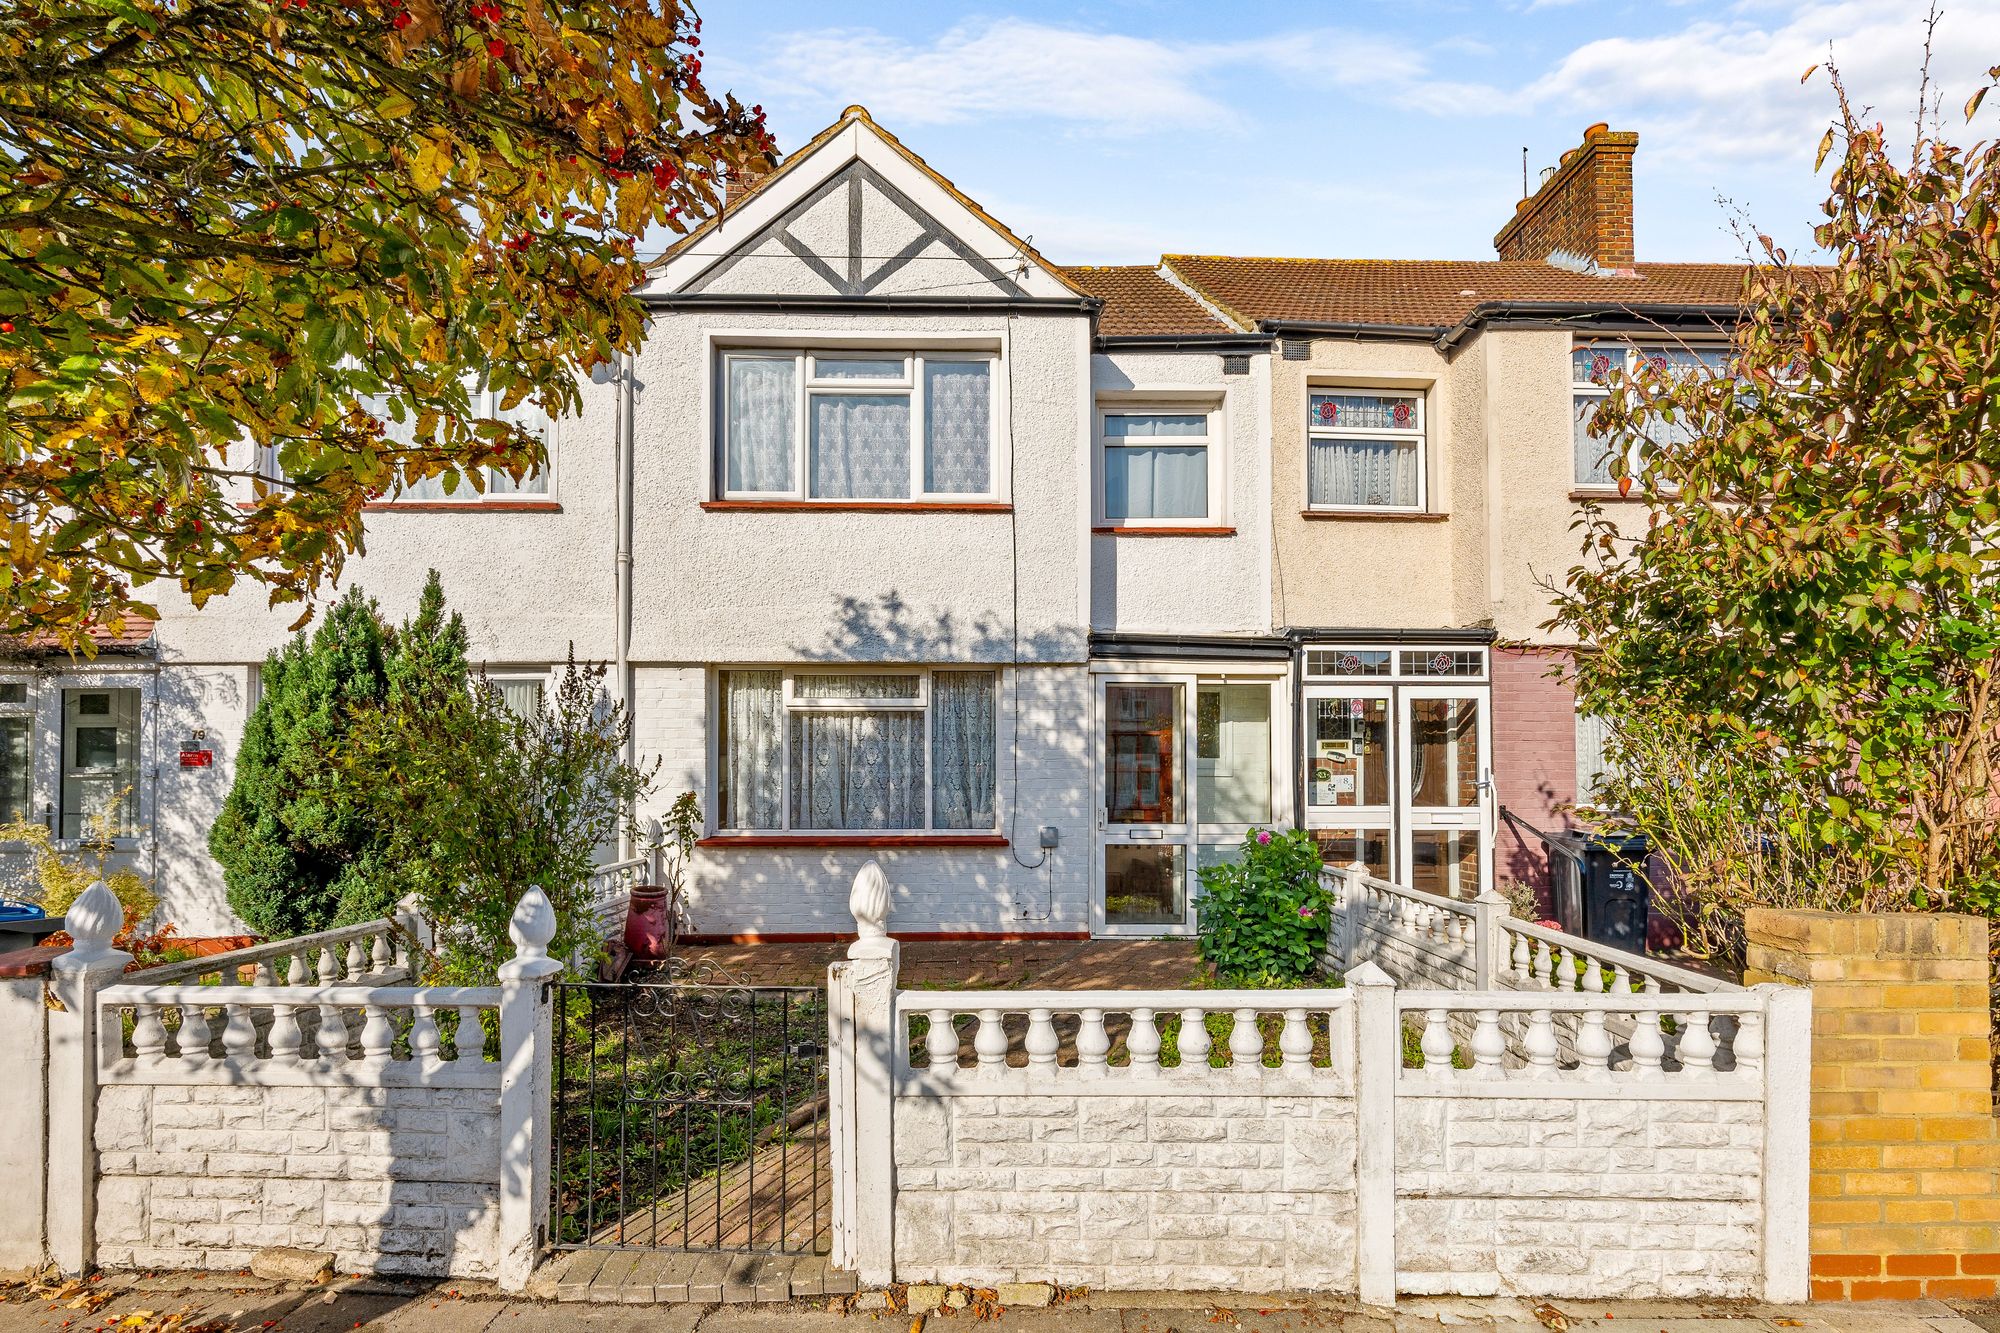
(1195, 828), (1333, 984)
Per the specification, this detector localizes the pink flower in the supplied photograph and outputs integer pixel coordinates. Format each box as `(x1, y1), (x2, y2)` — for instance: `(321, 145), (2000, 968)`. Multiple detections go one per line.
(1255, 830), (1272, 845)
(1297, 906), (1315, 920)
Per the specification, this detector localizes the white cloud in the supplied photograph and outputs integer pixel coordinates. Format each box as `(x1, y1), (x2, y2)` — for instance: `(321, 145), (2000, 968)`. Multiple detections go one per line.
(758, 18), (1442, 136)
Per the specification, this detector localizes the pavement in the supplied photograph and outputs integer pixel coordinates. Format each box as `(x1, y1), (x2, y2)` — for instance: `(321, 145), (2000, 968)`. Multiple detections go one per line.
(4, 1271), (2000, 1333)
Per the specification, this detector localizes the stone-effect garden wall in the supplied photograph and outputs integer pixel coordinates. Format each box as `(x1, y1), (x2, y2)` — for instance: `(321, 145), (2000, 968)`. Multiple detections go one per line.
(95, 1082), (502, 1277)
(891, 1093), (1357, 1292)
(1395, 1094), (1766, 1298)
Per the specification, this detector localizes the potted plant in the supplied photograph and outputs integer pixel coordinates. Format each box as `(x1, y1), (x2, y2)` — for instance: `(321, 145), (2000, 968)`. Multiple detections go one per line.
(624, 792), (700, 961)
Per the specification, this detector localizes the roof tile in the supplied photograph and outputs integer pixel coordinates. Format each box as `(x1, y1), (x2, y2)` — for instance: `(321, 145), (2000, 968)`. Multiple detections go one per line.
(1060, 266), (1235, 338)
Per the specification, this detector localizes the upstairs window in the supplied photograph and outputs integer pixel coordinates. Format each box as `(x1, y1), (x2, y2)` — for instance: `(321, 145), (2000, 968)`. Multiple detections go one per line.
(1572, 343), (1730, 487)
(720, 351), (996, 502)
(1099, 409), (1216, 525)
(259, 383), (555, 500)
(1307, 391), (1425, 511)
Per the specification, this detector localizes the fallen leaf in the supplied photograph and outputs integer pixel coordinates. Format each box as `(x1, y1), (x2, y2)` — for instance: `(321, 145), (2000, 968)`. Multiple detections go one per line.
(1531, 1304), (1571, 1333)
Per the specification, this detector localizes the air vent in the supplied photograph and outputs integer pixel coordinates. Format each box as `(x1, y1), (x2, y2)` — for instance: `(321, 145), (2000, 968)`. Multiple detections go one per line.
(1281, 338), (1312, 361)
(1222, 354), (1250, 376)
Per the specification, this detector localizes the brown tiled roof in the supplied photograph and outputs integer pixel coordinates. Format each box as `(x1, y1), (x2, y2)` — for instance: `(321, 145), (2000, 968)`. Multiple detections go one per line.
(1161, 256), (1759, 330)
(1060, 266), (1237, 337)
(2, 616), (156, 657)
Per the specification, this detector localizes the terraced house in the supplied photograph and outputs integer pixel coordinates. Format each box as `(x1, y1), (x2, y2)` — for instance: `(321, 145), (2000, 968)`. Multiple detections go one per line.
(2, 110), (1750, 942)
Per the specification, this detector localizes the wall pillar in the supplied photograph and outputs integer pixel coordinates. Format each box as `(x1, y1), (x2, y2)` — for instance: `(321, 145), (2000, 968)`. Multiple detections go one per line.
(1347, 960), (1397, 1306)
(828, 861), (899, 1286)
(1746, 908), (1999, 1300)
(495, 888), (563, 1292)
(46, 883), (134, 1276)
(0, 963), (53, 1274)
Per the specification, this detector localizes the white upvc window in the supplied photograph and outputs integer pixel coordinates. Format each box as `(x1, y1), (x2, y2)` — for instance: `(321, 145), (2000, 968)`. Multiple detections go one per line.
(488, 675), (547, 720)
(719, 350), (997, 502)
(1098, 407), (1219, 526)
(0, 679), (30, 826)
(716, 667), (998, 833)
(1306, 390), (1426, 511)
(258, 380), (558, 500)
(1571, 342), (1731, 487)
(60, 687), (141, 840)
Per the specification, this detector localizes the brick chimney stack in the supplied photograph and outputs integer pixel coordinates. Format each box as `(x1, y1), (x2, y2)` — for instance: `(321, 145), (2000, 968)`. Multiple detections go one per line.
(1494, 124), (1638, 272)
(722, 164), (770, 211)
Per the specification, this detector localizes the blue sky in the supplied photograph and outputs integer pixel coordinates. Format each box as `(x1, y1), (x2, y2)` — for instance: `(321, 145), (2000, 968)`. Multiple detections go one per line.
(699, 0), (2000, 266)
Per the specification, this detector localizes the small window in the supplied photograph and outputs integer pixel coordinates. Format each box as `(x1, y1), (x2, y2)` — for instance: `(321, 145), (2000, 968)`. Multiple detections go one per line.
(0, 681), (30, 826)
(719, 350), (996, 502)
(1307, 391), (1424, 511)
(717, 668), (997, 833)
(1575, 710), (1617, 804)
(1100, 409), (1215, 524)
(1305, 649), (1392, 678)
(1397, 649), (1485, 678)
(1572, 342), (1731, 487)
(342, 381), (556, 501)
(490, 677), (545, 720)
(61, 688), (139, 840)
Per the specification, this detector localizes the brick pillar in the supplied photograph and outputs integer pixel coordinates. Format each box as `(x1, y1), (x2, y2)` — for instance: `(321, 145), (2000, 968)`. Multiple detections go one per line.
(1745, 908), (2000, 1300)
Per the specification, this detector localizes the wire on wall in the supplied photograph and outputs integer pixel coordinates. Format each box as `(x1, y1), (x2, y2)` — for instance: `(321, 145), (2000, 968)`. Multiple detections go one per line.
(1002, 302), (1055, 920)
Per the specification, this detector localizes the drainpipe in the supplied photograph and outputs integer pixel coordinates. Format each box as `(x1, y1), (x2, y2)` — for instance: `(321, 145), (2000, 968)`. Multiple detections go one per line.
(615, 350), (636, 857)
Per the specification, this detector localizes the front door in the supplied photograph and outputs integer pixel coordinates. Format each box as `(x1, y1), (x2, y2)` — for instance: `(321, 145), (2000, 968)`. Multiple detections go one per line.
(1097, 678), (1192, 933)
(1398, 686), (1492, 898)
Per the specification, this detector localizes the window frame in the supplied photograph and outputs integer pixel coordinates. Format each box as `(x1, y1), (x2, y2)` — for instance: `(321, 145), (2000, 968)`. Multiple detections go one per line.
(1570, 339), (1732, 490)
(59, 685), (142, 842)
(1304, 387), (1428, 514)
(0, 676), (32, 828)
(715, 347), (1002, 504)
(713, 665), (1001, 837)
(1095, 403), (1223, 528)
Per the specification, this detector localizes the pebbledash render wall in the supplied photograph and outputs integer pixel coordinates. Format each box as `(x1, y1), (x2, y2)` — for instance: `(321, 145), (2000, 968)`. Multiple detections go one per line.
(1746, 908), (2000, 1301)
(95, 1083), (502, 1277)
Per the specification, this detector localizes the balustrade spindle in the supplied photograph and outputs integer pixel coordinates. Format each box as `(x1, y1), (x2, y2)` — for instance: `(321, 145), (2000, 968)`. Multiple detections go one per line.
(1419, 1009), (1454, 1077)
(359, 1005), (395, 1062)
(925, 1009), (958, 1070)
(1227, 1008), (1263, 1070)
(286, 955), (306, 986)
(973, 1009), (1008, 1073)
(253, 961), (275, 986)
(1642, 975), (1662, 996)
(1629, 1012), (1665, 1080)
(178, 1004), (211, 1063)
(345, 939), (365, 979)
(1077, 1009), (1110, 1074)
(456, 1005), (485, 1062)
(1128, 1008), (1161, 1072)
(1534, 938), (1554, 986)
(1575, 1008), (1613, 1080)
(268, 1003), (303, 1061)
(1609, 964), (1631, 995)
(131, 1004), (168, 1058)
(222, 1002), (258, 1059)
(1582, 953), (1605, 995)
(317, 947), (338, 987)
(317, 1000), (349, 1059)
(1179, 1007), (1212, 1068)
(1733, 1010), (1764, 1080)
(1470, 1009), (1505, 1078)
(1509, 930), (1530, 981)
(1553, 945), (1578, 991)
(410, 1004), (442, 1061)
(393, 935), (412, 974)
(1523, 1009), (1558, 1076)
(1678, 1011), (1717, 1074)
(371, 932), (393, 973)
(1279, 1009), (1313, 1072)
(1026, 1008), (1059, 1070)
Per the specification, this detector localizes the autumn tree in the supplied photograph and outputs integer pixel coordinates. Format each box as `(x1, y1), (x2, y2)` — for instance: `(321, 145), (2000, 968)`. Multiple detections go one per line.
(1553, 60), (2000, 920)
(0, 0), (772, 646)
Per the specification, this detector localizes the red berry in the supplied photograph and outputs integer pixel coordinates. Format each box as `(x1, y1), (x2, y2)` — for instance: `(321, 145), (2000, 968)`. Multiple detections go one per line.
(0, 321), (13, 333)
(486, 37), (505, 55)
(392, 11), (411, 26)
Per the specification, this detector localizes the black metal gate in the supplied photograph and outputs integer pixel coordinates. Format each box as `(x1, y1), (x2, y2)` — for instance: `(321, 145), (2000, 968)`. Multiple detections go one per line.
(552, 979), (830, 1254)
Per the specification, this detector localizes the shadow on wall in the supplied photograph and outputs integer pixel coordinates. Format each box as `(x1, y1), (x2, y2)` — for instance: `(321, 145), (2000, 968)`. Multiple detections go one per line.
(151, 667), (247, 934)
(792, 592), (1083, 665)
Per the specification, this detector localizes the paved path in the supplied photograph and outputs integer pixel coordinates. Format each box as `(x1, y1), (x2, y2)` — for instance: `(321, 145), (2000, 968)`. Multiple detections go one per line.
(667, 939), (1207, 990)
(3, 1273), (1997, 1333)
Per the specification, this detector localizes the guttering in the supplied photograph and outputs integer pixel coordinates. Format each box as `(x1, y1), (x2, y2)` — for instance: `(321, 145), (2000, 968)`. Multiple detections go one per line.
(1088, 631), (1294, 662)
(1433, 301), (1742, 357)
(1285, 626), (1499, 646)
(1257, 319), (1444, 344)
(1095, 332), (1276, 354)
(638, 293), (1103, 318)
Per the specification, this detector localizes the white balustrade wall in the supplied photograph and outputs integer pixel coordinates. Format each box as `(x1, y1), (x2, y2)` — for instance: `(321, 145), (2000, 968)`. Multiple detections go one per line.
(32, 882), (563, 1291)
(831, 862), (1811, 1306)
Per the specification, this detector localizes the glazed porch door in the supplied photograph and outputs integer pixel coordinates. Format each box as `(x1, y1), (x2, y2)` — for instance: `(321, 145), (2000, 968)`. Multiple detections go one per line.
(1096, 677), (1194, 934)
(1397, 686), (1493, 899)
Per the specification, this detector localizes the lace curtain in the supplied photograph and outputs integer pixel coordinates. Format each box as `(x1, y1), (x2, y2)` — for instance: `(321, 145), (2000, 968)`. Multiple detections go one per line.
(931, 671), (996, 829)
(1308, 438), (1418, 508)
(790, 709), (925, 829)
(720, 670), (783, 829)
(726, 358), (796, 492)
(811, 394), (910, 499)
(924, 361), (991, 493)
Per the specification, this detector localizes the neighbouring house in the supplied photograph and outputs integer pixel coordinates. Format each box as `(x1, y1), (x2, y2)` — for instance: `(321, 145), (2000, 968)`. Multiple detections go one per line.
(1, 110), (1751, 939)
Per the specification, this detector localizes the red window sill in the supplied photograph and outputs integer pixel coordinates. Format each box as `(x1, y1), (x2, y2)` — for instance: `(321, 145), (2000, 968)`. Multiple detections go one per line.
(700, 500), (1011, 514)
(1299, 509), (1448, 522)
(1092, 526), (1236, 538)
(364, 500), (562, 513)
(697, 834), (1011, 849)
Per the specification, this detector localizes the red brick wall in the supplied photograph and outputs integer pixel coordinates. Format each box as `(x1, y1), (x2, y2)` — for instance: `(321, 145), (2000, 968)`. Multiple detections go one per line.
(1490, 645), (1579, 915)
(1494, 124), (1638, 270)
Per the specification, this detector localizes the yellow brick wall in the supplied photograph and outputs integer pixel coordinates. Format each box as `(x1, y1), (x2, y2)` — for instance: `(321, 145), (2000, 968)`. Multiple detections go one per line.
(1745, 907), (1999, 1301)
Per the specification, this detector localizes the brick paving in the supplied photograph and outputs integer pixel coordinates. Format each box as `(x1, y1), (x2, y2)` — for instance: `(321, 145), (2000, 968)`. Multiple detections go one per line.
(2, 1273), (1998, 1332)
(664, 938), (1208, 991)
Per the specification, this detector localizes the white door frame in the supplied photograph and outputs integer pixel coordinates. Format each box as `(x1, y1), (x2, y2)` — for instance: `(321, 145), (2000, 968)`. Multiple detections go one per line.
(1092, 673), (1197, 937)
(1395, 684), (1495, 899)
(1300, 684), (1396, 877)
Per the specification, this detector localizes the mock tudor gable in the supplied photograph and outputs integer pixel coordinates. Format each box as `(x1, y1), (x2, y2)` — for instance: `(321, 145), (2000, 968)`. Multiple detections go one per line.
(647, 106), (1087, 304)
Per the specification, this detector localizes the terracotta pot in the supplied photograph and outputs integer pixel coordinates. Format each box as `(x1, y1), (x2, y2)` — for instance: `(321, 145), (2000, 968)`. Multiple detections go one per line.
(624, 885), (676, 960)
